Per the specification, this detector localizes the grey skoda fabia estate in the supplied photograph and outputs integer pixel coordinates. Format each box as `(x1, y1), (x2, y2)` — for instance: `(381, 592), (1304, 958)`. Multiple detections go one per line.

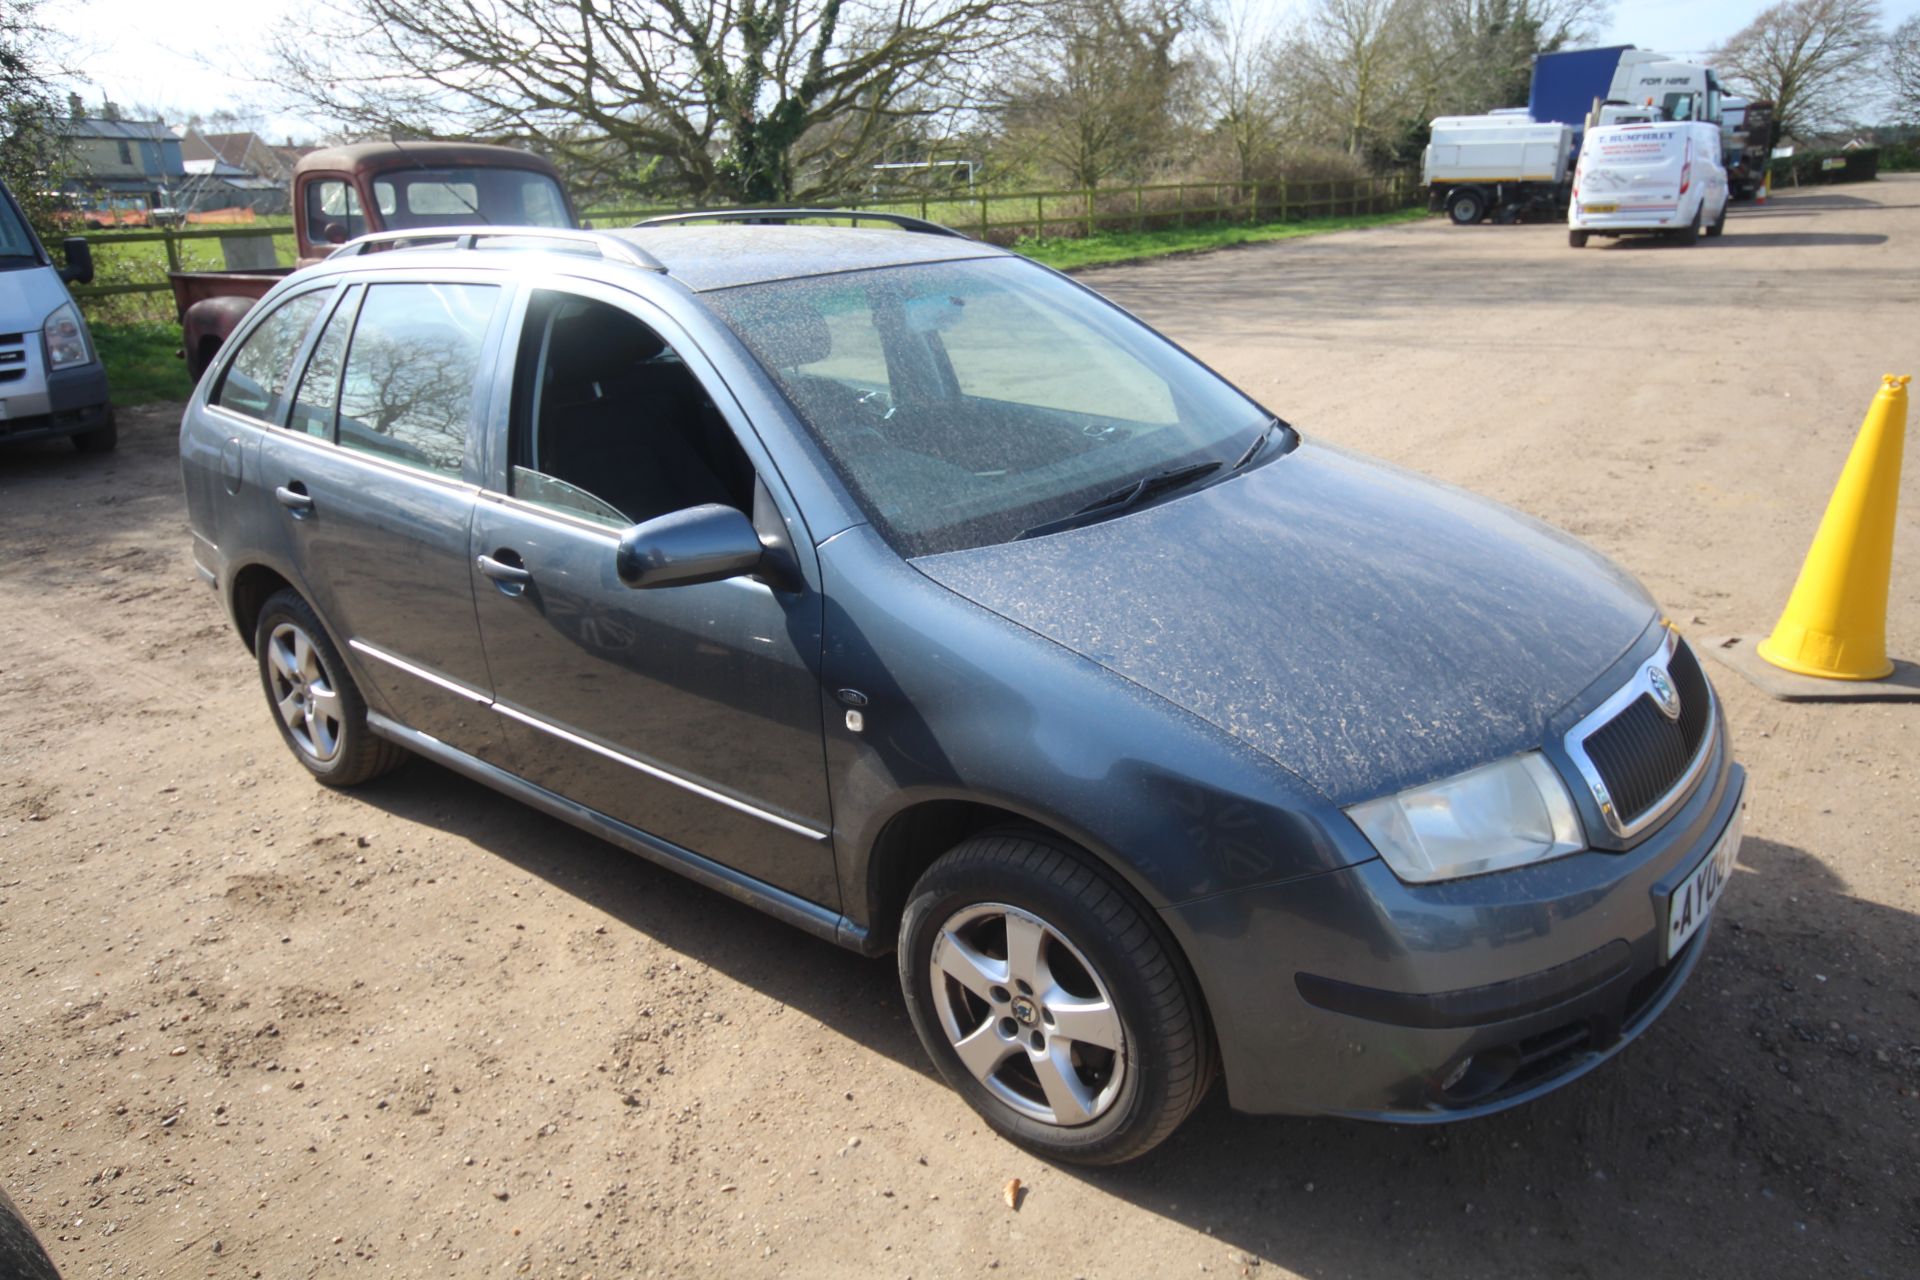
(181, 215), (1745, 1163)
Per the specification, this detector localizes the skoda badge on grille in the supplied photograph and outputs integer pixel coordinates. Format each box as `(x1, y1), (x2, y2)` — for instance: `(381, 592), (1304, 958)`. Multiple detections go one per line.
(1648, 665), (1682, 721)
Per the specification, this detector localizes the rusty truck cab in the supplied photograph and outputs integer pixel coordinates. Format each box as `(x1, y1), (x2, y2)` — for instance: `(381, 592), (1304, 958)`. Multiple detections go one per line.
(292, 141), (577, 265)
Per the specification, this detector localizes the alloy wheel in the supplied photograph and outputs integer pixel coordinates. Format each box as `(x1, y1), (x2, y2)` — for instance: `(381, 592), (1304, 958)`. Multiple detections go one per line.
(928, 902), (1126, 1126)
(266, 621), (343, 763)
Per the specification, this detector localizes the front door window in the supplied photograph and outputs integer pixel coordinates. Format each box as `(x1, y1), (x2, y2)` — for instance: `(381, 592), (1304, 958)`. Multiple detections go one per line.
(506, 292), (755, 528)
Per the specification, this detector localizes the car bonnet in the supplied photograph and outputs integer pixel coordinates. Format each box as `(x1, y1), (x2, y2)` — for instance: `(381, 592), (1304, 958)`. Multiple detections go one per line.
(911, 441), (1659, 807)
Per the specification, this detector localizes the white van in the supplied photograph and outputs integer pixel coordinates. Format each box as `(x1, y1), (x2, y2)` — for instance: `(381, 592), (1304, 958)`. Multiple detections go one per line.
(1568, 120), (1729, 248)
(0, 178), (115, 451)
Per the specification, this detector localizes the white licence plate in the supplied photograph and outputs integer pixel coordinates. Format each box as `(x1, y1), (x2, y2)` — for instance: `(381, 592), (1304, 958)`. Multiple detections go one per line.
(1664, 805), (1743, 961)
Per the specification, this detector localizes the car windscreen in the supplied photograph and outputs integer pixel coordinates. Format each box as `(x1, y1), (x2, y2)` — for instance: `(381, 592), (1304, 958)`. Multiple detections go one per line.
(371, 168), (572, 230)
(704, 257), (1269, 556)
(0, 191), (40, 266)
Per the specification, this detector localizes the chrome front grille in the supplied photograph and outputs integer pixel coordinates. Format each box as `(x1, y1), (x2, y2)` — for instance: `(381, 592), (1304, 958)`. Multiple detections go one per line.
(1565, 631), (1716, 840)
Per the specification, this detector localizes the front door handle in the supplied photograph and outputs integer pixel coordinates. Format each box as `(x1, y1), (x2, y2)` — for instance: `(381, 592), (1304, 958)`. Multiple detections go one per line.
(274, 483), (314, 515)
(476, 553), (533, 586)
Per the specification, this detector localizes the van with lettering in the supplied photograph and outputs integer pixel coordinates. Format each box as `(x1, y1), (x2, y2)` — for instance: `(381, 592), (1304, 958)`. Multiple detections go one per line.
(1568, 120), (1728, 248)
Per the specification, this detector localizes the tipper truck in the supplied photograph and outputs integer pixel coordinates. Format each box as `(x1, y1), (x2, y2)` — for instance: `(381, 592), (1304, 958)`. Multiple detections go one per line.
(1423, 116), (1575, 224)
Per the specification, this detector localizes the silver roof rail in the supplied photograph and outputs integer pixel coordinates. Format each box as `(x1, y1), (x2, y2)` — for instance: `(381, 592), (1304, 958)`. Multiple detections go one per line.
(633, 208), (970, 239)
(328, 226), (667, 272)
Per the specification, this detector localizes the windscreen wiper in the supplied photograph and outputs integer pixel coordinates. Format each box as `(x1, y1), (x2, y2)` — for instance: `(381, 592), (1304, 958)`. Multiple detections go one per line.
(1016, 460), (1222, 541)
(1232, 415), (1290, 470)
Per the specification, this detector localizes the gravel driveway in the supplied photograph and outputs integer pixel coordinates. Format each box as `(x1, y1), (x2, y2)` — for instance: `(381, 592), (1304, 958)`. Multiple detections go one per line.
(3, 177), (1916, 1278)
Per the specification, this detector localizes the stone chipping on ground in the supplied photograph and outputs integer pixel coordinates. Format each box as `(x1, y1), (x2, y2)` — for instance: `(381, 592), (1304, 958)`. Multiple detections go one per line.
(2, 179), (1918, 1277)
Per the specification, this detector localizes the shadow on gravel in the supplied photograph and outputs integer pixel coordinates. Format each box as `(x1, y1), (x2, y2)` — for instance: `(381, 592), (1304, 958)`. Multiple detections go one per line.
(345, 756), (931, 1066)
(1070, 835), (1919, 1279)
(1598, 231), (1891, 249)
(1738, 191), (1885, 211)
(340, 752), (1920, 1278)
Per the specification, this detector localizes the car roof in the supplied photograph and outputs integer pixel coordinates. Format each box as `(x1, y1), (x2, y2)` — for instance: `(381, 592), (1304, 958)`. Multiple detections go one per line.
(305, 223), (1015, 295)
(295, 141), (566, 182)
(605, 224), (1009, 292)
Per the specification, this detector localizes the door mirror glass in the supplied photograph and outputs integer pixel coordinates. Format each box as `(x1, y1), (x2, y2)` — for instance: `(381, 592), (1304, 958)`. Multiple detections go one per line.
(617, 504), (763, 589)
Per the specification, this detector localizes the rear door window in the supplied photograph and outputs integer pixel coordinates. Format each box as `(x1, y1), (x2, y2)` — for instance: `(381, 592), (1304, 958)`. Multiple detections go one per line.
(287, 289), (359, 440)
(212, 291), (327, 423)
(336, 282), (501, 478)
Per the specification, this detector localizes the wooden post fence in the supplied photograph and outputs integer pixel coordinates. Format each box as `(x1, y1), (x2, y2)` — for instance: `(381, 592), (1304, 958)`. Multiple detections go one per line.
(71, 175), (1426, 308)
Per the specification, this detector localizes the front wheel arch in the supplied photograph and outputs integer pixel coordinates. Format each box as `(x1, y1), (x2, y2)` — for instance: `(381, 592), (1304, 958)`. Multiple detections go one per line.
(859, 794), (1175, 953)
(898, 829), (1217, 1163)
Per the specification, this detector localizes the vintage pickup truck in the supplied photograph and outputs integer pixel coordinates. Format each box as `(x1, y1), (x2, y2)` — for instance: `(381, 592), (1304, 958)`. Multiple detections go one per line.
(168, 140), (577, 379)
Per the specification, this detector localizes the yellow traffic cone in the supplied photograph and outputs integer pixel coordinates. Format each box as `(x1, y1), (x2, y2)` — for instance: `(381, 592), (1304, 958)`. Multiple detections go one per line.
(1758, 374), (1910, 680)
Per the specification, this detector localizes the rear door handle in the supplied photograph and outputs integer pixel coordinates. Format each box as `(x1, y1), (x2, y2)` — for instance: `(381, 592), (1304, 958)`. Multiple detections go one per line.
(476, 553), (533, 586)
(274, 484), (314, 515)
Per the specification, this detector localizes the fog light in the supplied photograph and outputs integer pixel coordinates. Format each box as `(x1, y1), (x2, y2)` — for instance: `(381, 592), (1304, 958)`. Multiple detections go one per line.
(1440, 1056), (1474, 1092)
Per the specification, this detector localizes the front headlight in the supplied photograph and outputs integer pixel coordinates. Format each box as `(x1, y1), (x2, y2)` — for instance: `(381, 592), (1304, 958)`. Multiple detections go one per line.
(1346, 752), (1585, 884)
(43, 302), (92, 370)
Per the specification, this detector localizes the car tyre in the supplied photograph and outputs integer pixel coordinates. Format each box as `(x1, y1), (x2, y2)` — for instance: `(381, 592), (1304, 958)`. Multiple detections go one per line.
(1706, 202), (1728, 238)
(1676, 207), (1702, 246)
(1568, 230), (1590, 248)
(71, 410), (117, 453)
(1447, 189), (1486, 226)
(899, 830), (1213, 1165)
(254, 589), (406, 787)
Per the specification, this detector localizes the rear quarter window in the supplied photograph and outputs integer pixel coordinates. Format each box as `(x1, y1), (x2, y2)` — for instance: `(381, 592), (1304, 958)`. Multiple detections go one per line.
(212, 291), (327, 423)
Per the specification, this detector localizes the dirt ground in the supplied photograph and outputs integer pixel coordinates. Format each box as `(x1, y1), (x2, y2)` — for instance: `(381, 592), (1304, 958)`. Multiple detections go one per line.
(3, 178), (1917, 1280)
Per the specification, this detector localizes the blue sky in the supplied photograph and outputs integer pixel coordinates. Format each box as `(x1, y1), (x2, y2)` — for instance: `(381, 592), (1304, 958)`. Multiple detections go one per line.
(1603, 0), (1920, 60)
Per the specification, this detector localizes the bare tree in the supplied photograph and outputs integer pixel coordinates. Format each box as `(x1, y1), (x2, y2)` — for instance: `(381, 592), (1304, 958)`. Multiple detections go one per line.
(1290, 0), (1422, 162)
(1198, 0), (1287, 182)
(997, 0), (1203, 188)
(1409, 0), (1612, 118)
(1712, 0), (1886, 140)
(1890, 14), (1920, 122)
(1, 0), (73, 231)
(271, 0), (1037, 204)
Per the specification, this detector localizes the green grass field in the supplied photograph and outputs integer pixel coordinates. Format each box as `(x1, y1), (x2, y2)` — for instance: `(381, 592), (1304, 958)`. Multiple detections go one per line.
(83, 206), (1431, 406)
(1012, 208), (1429, 270)
(92, 319), (196, 406)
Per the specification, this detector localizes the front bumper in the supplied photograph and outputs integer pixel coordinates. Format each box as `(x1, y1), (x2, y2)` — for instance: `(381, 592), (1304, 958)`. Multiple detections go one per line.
(1164, 721), (1744, 1120)
(0, 363), (112, 445)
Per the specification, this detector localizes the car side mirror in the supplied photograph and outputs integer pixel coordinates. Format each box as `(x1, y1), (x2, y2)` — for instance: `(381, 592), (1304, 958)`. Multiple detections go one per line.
(616, 504), (763, 589)
(58, 237), (93, 285)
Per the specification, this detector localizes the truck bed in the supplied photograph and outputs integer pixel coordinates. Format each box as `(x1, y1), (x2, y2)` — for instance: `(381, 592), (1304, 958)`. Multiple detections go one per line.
(1424, 121), (1573, 186)
(167, 268), (293, 321)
